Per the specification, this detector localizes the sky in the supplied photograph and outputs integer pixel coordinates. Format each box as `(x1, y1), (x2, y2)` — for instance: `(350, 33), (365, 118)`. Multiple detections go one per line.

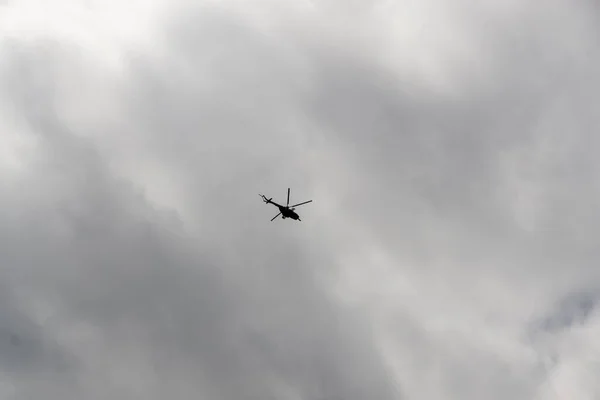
(1, 0), (600, 398)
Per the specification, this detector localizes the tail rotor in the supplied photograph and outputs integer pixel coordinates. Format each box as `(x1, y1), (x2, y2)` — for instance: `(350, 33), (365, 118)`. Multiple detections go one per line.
(259, 194), (272, 203)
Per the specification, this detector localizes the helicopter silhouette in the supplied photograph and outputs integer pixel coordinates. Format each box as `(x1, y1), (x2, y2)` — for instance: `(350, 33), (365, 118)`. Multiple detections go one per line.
(259, 188), (312, 221)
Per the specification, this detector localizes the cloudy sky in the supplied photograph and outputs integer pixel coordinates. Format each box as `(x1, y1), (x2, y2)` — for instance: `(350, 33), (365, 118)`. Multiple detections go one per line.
(1, 0), (600, 398)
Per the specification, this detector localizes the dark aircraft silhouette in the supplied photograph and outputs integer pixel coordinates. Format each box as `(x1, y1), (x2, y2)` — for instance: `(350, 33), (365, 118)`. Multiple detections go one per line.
(259, 188), (312, 221)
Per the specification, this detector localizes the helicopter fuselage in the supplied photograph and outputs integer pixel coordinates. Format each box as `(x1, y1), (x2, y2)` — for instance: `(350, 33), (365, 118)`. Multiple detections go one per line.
(279, 206), (300, 220)
(269, 201), (300, 220)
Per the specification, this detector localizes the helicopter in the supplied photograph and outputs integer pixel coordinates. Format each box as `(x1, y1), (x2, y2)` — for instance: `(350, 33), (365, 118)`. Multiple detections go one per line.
(259, 188), (312, 221)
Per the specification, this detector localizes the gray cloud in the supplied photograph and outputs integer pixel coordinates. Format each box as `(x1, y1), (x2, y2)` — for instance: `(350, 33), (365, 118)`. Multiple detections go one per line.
(0, 13), (399, 400)
(1, 0), (600, 399)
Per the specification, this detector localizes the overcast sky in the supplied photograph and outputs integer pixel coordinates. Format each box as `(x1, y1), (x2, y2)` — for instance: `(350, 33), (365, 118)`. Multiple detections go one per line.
(1, 0), (600, 398)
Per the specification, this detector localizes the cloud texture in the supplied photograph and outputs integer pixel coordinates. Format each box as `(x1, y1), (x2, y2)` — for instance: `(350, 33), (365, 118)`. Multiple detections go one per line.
(1, 0), (600, 398)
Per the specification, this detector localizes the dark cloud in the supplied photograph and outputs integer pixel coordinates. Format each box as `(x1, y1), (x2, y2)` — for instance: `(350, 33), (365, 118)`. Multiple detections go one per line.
(538, 291), (599, 334)
(0, 14), (399, 400)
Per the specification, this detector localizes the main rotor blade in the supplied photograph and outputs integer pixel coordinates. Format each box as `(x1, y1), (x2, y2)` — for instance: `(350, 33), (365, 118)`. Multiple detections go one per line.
(290, 200), (312, 208)
(271, 212), (281, 221)
(287, 188), (290, 206)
